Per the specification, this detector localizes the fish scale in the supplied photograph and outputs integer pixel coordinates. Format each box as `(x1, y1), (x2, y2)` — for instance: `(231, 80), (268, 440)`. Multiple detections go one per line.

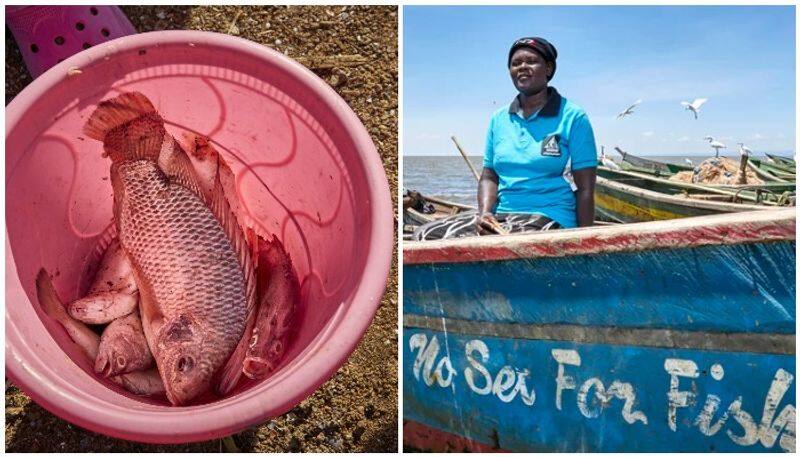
(80, 91), (257, 405)
(116, 160), (247, 397)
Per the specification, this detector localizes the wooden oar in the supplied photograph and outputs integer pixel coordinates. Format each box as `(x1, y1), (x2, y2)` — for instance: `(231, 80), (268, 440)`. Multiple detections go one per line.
(450, 135), (509, 235)
(451, 136), (481, 181)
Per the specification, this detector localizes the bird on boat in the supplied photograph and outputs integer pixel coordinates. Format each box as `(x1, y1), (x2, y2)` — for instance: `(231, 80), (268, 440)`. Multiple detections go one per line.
(681, 98), (708, 119)
(616, 99), (642, 119)
(684, 158), (693, 166)
(599, 148), (621, 170)
(704, 136), (725, 157)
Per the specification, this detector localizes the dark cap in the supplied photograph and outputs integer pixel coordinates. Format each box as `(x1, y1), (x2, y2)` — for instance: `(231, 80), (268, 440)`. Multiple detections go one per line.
(508, 37), (558, 80)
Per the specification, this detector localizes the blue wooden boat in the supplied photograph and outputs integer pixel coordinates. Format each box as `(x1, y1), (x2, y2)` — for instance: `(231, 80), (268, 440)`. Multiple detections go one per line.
(403, 209), (796, 452)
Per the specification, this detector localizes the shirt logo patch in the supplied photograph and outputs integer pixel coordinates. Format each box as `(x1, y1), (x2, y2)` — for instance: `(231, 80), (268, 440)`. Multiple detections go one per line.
(541, 134), (561, 157)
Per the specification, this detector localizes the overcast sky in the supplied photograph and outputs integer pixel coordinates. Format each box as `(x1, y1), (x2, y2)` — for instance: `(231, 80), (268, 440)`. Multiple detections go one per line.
(403, 5), (796, 156)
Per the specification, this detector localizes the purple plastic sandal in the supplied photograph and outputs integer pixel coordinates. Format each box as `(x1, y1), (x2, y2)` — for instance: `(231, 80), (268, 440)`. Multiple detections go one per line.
(6, 5), (136, 78)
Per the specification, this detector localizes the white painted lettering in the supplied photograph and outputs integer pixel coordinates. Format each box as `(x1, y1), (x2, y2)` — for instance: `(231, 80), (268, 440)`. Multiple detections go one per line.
(409, 333), (454, 388)
(694, 395), (729, 436)
(726, 397), (759, 446)
(665, 358), (699, 432)
(608, 381), (649, 425)
(515, 369), (536, 406)
(493, 366), (517, 402)
(464, 339), (492, 395)
(758, 369), (795, 452)
(552, 349), (580, 411)
(577, 377), (605, 419)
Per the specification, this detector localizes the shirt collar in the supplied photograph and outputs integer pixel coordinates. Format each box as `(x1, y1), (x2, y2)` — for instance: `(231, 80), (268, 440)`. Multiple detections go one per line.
(508, 86), (562, 119)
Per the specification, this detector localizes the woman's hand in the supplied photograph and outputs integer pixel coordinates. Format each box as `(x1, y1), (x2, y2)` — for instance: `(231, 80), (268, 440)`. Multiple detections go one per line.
(476, 212), (501, 235)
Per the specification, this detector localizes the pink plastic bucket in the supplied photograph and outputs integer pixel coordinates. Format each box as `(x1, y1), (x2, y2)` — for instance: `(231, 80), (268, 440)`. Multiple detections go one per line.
(6, 31), (393, 443)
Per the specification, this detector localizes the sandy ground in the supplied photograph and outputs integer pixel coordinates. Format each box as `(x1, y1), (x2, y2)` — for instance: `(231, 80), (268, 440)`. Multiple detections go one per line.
(5, 5), (398, 452)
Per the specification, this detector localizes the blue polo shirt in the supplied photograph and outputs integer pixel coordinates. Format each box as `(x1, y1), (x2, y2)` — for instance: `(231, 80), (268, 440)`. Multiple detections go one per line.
(483, 87), (597, 228)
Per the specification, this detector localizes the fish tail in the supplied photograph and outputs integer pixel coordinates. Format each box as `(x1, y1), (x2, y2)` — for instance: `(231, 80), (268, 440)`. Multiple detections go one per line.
(83, 92), (164, 163)
(36, 269), (69, 321)
(36, 269), (101, 361)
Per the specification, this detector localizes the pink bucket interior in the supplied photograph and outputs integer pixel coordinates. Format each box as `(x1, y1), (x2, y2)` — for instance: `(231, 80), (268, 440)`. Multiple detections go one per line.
(7, 35), (375, 413)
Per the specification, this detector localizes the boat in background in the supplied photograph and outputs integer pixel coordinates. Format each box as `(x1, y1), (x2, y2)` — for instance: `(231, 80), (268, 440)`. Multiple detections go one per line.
(403, 191), (473, 238)
(403, 209), (796, 452)
(615, 148), (692, 176)
(750, 157), (796, 181)
(613, 149), (793, 184)
(767, 154), (796, 169)
(595, 167), (793, 223)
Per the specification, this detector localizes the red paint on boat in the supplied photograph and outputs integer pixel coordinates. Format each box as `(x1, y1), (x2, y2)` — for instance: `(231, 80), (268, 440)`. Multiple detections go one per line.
(404, 420), (508, 453)
(405, 209), (795, 265)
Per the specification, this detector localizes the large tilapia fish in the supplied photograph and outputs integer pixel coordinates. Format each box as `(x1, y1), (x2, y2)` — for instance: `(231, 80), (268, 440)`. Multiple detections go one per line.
(83, 92), (256, 405)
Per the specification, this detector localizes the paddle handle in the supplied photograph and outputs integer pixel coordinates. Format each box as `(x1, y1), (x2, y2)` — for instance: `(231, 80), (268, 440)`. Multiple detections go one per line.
(485, 217), (509, 235)
(451, 136), (481, 182)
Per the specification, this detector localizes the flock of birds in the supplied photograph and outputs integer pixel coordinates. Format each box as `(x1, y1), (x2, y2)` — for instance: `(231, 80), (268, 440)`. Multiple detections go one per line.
(613, 97), (755, 160)
(615, 97), (708, 120)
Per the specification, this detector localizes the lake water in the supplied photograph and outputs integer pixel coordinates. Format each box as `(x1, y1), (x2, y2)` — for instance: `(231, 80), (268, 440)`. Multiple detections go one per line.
(403, 154), (786, 206)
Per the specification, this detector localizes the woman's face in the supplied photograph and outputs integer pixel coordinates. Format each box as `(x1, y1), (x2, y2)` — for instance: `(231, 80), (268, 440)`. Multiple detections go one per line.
(509, 48), (552, 95)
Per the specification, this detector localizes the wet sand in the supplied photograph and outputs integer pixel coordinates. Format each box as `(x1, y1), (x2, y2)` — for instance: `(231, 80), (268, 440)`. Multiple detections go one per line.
(5, 5), (398, 452)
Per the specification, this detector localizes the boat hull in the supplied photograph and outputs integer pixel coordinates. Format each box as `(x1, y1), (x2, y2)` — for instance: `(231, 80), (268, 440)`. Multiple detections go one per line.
(595, 170), (770, 223)
(403, 210), (796, 452)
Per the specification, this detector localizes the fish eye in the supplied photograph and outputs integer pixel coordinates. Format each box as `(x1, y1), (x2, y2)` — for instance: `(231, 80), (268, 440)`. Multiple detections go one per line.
(177, 356), (195, 373)
(115, 356), (126, 369)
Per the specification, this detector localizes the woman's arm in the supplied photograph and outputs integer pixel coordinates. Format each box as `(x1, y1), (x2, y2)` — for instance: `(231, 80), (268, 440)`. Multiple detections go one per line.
(567, 112), (598, 228)
(476, 167), (500, 235)
(478, 167), (499, 214)
(572, 167), (596, 227)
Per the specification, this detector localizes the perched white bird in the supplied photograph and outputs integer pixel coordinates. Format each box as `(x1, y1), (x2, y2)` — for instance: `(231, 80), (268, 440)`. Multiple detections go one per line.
(599, 148), (621, 170)
(681, 98), (708, 119)
(616, 99), (642, 119)
(737, 142), (752, 157)
(684, 158), (693, 166)
(705, 137), (725, 157)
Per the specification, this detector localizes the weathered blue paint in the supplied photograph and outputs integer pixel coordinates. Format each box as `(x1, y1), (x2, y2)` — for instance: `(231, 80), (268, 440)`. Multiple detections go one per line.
(404, 241), (795, 334)
(403, 328), (795, 452)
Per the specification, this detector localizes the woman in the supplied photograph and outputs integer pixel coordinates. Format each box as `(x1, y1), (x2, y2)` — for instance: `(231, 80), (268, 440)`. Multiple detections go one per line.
(477, 37), (597, 235)
(412, 37), (596, 241)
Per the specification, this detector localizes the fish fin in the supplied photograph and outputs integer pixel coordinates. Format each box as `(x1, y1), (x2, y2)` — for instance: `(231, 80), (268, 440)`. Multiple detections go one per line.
(81, 223), (118, 288)
(133, 271), (164, 363)
(215, 298), (258, 396)
(84, 92), (165, 163)
(84, 92), (157, 140)
(215, 229), (261, 396)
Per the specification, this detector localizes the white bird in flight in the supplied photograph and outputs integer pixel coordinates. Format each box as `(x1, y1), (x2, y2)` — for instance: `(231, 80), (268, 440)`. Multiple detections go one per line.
(704, 136), (725, 157)
(681, 98), (708, 119)
(616, 99), (642, 119)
